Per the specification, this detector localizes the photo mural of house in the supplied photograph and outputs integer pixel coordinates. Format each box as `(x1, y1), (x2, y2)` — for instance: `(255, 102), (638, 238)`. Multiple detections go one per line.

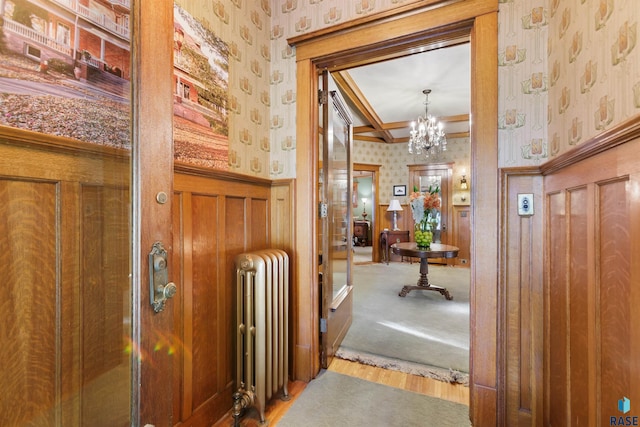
(173, 2), (229, 170)
(0, 0), (131, 148)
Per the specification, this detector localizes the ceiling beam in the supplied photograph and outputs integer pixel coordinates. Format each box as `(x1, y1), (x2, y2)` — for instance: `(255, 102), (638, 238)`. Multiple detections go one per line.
(354, 135), (386, 143)
(332, 71), (396, 143)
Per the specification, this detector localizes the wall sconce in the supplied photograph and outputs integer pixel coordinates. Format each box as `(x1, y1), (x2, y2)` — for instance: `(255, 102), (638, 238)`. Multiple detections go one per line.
(361, 198), (368, 219)
(460, 175), (468, 190)
(387, 199), (403, 230)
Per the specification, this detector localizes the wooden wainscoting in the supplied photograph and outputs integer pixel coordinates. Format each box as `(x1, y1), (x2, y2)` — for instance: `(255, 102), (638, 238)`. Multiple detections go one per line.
(452, 205), (471, 267)
(541, 122), (640, 425)
(0, 131), (130, 426)
(171, 165), (294, 426)
(0, 133), (294, 427)
(500, 168), (544, 426)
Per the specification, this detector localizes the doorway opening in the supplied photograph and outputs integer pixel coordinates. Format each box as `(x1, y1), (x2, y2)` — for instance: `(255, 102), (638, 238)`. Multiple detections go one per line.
(330, 48), (471, 386)
(353, 163), (380, 264)
(291, 7), (500, 423)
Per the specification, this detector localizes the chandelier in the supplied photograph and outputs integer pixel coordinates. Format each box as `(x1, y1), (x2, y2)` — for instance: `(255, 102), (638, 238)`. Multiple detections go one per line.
(408, 89), (447, 158)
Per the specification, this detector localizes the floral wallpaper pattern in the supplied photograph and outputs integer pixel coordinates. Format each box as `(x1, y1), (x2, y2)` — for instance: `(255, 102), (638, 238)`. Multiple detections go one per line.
(354, 137), (471, 205)
(177, 0), (639, 183)
(498, 0), (549, 166)
(546, 0), (639, 158)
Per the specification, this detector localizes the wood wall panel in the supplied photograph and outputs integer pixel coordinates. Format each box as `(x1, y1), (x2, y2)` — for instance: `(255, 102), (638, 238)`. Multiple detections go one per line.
(502, 170), (543, 426)
(568, 187), (591, 425)
(172, 170), (293, 426)
(453, 206), (470, 266)
(0, 179), (58, 426)
(546, 191), (569, 426)
(190, 194), (222, 409)
(271, 180), (295, 255)
(251, 198), (269, 250)
(0, 135), (131, 427)
(598, 178), (631, 427)
(544, 135), (640, 426)
(81, 184), (130, 427)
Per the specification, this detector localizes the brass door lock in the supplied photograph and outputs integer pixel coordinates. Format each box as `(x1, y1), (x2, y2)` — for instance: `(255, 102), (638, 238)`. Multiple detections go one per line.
(149, 242), (177, 313)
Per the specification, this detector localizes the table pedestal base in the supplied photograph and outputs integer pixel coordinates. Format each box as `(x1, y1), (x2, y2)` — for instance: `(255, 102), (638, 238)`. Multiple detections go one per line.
(398, 258), (453, 300)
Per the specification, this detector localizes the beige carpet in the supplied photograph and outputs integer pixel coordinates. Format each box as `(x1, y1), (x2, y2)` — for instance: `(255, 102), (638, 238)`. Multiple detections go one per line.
(353, 245), (373, 263)
(277, 370), (471, 426)
(337, 261), (470, 384)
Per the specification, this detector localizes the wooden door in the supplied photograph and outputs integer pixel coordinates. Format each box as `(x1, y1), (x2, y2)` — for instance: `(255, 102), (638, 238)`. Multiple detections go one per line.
(0, 0), (174, 425)
(319, 71), (354, 368)
(409, 163), (453, 264)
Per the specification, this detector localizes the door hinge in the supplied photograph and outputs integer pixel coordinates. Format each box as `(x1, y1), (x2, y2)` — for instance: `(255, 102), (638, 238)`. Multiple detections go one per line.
(320, 318), (327, 333)
(318, 89), (328, 105)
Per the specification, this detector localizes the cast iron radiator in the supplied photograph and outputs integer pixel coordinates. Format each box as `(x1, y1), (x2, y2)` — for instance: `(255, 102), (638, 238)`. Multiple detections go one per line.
(232, 249), (290, 426)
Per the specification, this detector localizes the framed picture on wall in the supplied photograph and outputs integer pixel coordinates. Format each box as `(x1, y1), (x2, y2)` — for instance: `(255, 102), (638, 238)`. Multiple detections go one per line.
(393, 185), (407, 196)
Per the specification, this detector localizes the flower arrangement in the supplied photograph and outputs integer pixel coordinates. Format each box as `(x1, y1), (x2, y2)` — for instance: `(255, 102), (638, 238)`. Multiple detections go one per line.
(409, 185), (441, 225)
(409, 185), (440, 248)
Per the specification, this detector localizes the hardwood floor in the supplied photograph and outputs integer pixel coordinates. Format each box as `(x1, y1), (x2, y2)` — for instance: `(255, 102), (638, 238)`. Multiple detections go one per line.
(214, 358), (469, 426)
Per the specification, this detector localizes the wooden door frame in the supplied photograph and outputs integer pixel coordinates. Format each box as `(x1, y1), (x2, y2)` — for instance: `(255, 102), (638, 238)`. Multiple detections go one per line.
(289, 1), (500, 425)
(131, 0), (175, 425)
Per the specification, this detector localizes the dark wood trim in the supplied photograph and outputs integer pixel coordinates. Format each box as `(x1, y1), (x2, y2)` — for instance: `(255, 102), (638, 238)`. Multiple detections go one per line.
(174, 161), (273, 186)
(0, 125), (128, 160)
(541, 115), (640, 175)
(131, 0), (175, 424)
(300, 22), (474, 72)
(288, 0), (465, 47)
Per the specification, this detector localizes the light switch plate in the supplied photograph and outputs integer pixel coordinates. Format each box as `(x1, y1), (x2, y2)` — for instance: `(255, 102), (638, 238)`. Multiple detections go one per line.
(518, 193), (534, 216)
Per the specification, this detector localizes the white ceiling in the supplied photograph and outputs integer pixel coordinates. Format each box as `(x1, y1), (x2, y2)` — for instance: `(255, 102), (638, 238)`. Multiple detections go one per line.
(330, 42), (471, 143)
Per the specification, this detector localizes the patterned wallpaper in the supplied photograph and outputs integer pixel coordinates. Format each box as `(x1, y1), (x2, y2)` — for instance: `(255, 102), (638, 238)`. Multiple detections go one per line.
(498, 0), (549, 166)
(269, 0), (409, 180)
(354, 137), (471, 205)
(546, 0), (639, 157)
(176, 0), (639, 181)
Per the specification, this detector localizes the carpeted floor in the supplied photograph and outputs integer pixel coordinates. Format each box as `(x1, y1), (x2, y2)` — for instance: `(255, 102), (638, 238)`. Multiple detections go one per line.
(276, 370), (471, 427)
(337, 261), (470, 384)
(353, 245), (373, 263)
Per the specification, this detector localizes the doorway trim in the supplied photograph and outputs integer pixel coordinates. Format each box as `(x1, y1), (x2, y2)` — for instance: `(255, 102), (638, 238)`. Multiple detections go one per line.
(289, 1), (499, 425)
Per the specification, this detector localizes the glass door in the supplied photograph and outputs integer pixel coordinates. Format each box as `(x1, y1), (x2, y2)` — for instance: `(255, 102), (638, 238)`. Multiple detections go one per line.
(319, 70), (353, 368)
(0, 0), (174, 425)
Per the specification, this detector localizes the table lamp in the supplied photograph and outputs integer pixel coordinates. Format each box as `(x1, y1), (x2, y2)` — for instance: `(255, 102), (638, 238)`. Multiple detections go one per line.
(387, 199), (403, 231)
(361, 198), (368, 219)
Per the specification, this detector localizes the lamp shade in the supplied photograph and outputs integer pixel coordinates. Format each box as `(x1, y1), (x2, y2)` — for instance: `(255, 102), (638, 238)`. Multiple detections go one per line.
(387, 199), (403, 212)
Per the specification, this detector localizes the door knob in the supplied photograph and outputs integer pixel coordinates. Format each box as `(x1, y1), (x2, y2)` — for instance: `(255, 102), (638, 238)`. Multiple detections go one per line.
(149, 242), (177, 313)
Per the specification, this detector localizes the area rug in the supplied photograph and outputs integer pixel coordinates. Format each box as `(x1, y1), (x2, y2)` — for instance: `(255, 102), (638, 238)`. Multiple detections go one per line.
(337, 262), (470, 384)
(276, 370), (470, 427)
